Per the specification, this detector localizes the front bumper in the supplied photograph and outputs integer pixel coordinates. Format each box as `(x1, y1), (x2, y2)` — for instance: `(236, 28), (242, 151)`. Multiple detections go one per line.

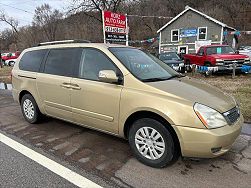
(176, 115), (243, 158)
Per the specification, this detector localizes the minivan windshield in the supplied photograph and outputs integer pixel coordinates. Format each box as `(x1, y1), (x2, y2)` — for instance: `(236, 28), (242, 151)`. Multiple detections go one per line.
(109, 47), (180, 82)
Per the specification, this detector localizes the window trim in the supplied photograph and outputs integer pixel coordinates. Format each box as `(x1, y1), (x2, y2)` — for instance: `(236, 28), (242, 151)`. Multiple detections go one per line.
(77, 47), (124, 85)
(41, 48), (81, 78)
(197, 27), (207, 40)
(171, 29), (179, 42)
(18, 49), (48, 73)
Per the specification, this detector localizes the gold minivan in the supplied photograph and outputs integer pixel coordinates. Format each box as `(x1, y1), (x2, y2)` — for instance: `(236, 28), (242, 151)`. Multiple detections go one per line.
(12, 40), (243, 168)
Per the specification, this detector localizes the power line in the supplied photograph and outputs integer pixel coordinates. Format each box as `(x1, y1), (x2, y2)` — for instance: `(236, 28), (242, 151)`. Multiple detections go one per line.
(0, 2), (34, 14)
(127, 14), (173, 19)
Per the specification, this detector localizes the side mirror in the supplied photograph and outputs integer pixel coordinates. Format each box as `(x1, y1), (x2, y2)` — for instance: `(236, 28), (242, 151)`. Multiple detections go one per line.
(98, 70), (119, 84)
(235, 50), (239, 54)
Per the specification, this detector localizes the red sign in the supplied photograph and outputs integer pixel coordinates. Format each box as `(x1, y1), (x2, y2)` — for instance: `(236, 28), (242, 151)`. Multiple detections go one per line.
(103, 11), (127, 34)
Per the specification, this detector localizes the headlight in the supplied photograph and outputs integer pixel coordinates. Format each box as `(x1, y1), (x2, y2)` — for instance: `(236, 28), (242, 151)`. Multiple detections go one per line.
(179, 63), (184, 67)
(216, 59), (223, 62)
(194, 103), (227, 129)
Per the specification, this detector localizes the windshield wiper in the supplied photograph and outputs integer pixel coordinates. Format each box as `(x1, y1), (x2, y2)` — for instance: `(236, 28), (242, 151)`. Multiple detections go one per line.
(142, 77), (170, 82)
(142, 74), (185, 82)
(165, 74), (185, 80)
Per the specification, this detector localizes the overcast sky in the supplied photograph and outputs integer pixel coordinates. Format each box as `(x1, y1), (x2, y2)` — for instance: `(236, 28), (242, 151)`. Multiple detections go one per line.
(0, 0), (72, 30)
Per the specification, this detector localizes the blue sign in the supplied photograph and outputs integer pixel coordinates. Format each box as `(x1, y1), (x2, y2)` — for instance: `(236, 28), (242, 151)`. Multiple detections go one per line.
(180, 28), (197, 38)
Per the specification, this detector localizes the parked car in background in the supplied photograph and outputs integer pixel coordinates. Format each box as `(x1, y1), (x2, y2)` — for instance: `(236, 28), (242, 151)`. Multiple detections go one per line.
(4, 58), (17, 66)
(159, 52), (185, 72)
(1, 51), (21, 64)
(184, 45), (250, 71)
(238, 46), (251, 58)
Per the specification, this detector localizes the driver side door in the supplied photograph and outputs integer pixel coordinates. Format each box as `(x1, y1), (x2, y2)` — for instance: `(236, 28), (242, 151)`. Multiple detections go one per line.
(196, 47), (205, 66)
(71, 48), (123, 134)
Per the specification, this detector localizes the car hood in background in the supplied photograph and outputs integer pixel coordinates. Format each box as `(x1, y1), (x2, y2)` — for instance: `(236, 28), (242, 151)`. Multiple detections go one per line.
(163, 60), (183, 65)
(147, 76), (236, 113)
(209, 54), (249, 59)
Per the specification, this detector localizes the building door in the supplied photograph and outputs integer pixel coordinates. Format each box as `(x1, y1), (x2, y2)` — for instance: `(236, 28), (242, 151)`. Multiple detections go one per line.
(178, 46), (188, 54)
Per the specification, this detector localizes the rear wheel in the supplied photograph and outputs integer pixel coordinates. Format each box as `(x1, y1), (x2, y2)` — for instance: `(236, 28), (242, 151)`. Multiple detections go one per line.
(21, 94), (41, 124)
(128, 118), (177, 168)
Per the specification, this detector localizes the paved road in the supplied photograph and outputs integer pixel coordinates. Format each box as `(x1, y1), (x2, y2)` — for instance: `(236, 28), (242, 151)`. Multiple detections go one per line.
(0, 142), (77, 188)
(0, 89), (251, 188)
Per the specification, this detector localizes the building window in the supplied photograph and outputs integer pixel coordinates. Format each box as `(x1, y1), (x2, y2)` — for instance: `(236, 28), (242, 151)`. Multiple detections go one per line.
(198, 27), (207, 40)
(171, 29), (179, 42)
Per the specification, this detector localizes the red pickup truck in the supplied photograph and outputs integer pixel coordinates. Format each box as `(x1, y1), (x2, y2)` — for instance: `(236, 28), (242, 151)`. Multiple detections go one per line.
(1, 51), (20, 61)
(184, 45), (250, 71)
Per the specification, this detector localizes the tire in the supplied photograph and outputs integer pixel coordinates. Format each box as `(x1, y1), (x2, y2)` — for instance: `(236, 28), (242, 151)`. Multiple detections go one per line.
(128, 118), (177, 168)
(21, 94), (41, 124)
(204, 62), (212, 76)
(9, 61), (15, 66)
(185, 60), (192, 72)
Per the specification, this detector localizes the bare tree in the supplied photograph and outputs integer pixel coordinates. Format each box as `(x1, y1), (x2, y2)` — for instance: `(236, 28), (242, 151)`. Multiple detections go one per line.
(68, 0), (133, 22)
(0, 10), (19, 33)
(33, 4), (63, 41)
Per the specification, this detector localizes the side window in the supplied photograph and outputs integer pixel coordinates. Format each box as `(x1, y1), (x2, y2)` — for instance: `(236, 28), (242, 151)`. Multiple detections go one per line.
(198, 27), (207, 40)
(171, 29), (179, 42)
(19, 50), (47, 72)
(198, 48), (204, 55)
(79, 48), (118, 82)
(44, 48), (82, 77)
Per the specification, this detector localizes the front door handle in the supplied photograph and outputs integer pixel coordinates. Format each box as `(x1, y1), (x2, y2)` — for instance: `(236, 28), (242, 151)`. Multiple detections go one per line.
(60, 82), (71, 89)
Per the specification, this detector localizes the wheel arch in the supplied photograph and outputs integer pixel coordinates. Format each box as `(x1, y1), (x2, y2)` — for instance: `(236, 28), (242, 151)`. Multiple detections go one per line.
(204, 61), (212, 66)
(19, 90), (33, 104)
(123, 110), (181, 155)
(18, 89), (44, 113)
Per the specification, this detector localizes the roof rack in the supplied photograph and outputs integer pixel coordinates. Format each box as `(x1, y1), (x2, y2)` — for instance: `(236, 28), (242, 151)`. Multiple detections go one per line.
(37, 39), (91, 46)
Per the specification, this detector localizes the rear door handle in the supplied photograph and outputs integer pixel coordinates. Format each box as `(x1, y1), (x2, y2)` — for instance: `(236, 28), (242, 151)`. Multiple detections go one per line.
(70, 83), (81, 90)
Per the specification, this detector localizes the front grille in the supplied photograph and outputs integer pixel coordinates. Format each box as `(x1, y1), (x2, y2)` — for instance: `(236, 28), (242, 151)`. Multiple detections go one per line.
(223, 106), (240, 125)
(223, 59), (245, 66)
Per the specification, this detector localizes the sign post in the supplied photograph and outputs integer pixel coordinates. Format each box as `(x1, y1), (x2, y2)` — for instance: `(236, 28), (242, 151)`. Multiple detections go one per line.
(102, 11), (128, 45)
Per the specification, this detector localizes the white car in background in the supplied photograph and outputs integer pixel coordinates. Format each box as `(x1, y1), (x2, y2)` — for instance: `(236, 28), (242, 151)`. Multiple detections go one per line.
(4, 58), (17, 66)
(239, 46), (251, 58)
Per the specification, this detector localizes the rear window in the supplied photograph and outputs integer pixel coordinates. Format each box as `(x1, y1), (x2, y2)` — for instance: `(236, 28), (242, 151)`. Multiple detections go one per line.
(43, 48), (82, 77)
(19, 50), (47, 72)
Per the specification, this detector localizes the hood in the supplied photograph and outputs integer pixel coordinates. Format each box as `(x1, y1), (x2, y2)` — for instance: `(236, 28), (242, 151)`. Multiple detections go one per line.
(209, 53), (249, 59)
(163, 60), (183, 64)
(147, 77), (236, 113)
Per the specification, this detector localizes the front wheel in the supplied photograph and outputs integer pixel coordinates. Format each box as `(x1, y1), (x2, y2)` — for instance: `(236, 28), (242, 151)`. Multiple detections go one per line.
(9, 61), (15, 66)
(185, 60), (192, 72)
(128, 118), (177, 168)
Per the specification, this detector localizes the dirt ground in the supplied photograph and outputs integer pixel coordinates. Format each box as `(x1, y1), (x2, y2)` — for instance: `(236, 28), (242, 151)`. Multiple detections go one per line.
(1, 66), (250, 122)
(0, 66), (12, 84)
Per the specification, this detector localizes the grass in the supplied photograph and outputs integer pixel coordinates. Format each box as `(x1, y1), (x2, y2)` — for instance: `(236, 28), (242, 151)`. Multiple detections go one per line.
(0, 66), (250, 122)
(0, 66), (12, 84)
(190, 73), (251, 122)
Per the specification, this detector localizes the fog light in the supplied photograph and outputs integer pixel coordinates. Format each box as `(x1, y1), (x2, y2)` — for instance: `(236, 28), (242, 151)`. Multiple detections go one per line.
(211, 147), (222, 153)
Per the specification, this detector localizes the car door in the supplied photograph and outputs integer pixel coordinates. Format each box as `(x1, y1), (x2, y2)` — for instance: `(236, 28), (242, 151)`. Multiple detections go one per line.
(196, 47), (205, 66)
(36, 48), (82, 121)
(71, 48), (123, 134)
